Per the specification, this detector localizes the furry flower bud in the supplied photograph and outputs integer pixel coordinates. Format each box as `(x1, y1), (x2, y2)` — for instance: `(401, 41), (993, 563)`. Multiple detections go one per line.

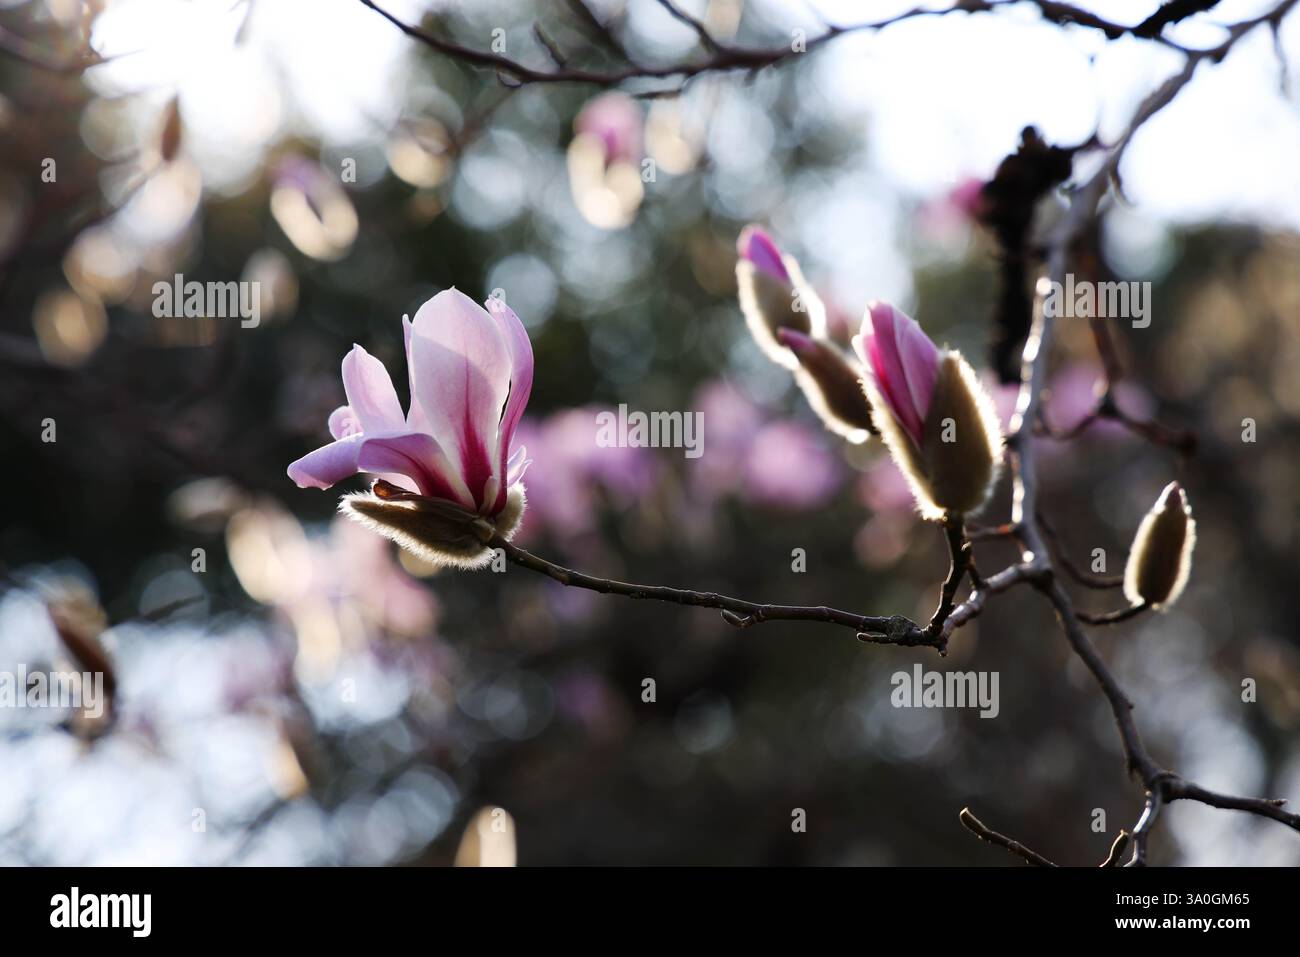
(853, 302), (1002, 519)
(735, 225), (826, 369)
(343, 480), (526, 570)
(776, 328), (877, 442)
(1123, 482), (1195, 610)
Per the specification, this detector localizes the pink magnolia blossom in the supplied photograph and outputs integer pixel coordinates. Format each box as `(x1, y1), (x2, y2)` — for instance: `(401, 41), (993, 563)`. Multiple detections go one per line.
(854, 301), (1002, 519)
(853, 301), (940, 447)
(736, 224), (792, 285)
(287, 289), (533, 519)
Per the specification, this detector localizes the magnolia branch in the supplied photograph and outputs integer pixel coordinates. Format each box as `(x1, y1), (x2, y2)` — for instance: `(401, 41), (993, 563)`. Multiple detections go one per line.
(358, 0), (1212, 92)
(489, 535), (943, 650)
(959, 807), (1058, 867)
(983, 0), (1300, 865)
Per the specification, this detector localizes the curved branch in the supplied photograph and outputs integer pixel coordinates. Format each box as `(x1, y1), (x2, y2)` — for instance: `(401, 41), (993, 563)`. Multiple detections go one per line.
(489, 535), (944, 649)
(357, 0), (1206, 90)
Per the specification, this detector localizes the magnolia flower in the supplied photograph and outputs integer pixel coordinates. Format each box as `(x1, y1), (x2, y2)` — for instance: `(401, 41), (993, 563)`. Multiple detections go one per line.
(853, 302), (1002, 519)
(287, 289), (533, 568)
(735, 225), (826, 369)
(1123, 481), (1196, 610)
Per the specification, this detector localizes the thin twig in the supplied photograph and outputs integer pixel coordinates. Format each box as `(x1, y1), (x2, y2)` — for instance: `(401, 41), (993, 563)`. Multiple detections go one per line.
(1075, 601), (1148, 625)
(959, 807), (1058, 867)
(1101, 830), (1131, 867)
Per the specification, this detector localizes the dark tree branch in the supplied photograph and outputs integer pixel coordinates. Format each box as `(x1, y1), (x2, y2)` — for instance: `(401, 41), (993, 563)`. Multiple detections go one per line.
(489, 535), (946, 650)
(963, 0), (1300, 865)
(1101, 830), (1131, 867)
(924, 516), (971, 640)
(357, 0), (1213, 91)
(1037, 510), (1125, 589)
(959, 807), (1058, 867)
(1075, 601), (1148, 625)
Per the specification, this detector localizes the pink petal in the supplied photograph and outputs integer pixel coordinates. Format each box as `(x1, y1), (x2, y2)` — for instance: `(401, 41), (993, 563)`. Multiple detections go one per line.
(357, 432), (473, 507)
(408, 290), (512, 511)
(506, 444), (532, 486)
(860, 302), (924, 444)
(737, 225), (791, 285)
(401, 313), (431, 435)
(892, 307), (941, 424)
(342, 345), (406, 434)
(328, 405), (361, 440)
(287, 434), (364, 490)
(485, 296), (534, 512)
(776, 327), (815, 356)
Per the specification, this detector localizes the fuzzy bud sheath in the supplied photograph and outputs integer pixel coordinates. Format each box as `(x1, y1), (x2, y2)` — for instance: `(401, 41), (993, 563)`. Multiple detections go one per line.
(777, 328), (877, 441)
(1123, 481), (1195, 610)
(735, 225), (826, 370)
(342, 482), (526, 570)
(854, 302), (1002, 520)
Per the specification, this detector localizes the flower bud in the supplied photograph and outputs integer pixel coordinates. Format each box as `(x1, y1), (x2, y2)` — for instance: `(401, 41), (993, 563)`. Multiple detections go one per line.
(776, 328), (877, 442)
(735, 225), (826, 369)
(341, 481), (526, 570)
(853, 302), (1002, 519)
(1123, 482), (1195, 610)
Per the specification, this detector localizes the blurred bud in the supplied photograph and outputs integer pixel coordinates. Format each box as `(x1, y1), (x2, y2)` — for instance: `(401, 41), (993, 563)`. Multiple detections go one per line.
(167, 477), (248, 533)
(340, 481), (525, 570)
(45, 582), (115, 732)
(386, 118), (451, 189)
(568, 92), (645, 230)
(1123, 482), (1195, 610)
(271, 157), (358, 261)
(735, 224), (826, 369)
(777, 328), (876, 442)
(575, 92), (643, 166)
(158, 96), (182, 163)
(241, 248), (298, 322)
(64, 226), (136, 305)
(854, 302), (1002, 519)
(32, 288), (107, 367)
(454, 807), (517, 867)
(645, 99), (702, 176)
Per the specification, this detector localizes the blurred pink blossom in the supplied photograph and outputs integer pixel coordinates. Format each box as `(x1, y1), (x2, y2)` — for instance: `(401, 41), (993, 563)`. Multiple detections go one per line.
(742, 421), (842, 509)
(575, 91), (644, 166)
(1045, 363), (1156, 439)
(513, 407), (658, 541)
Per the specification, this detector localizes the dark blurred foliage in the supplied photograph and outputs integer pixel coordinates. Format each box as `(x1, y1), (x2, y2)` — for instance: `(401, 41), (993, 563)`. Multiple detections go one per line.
(0, 0), (1298, 866)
